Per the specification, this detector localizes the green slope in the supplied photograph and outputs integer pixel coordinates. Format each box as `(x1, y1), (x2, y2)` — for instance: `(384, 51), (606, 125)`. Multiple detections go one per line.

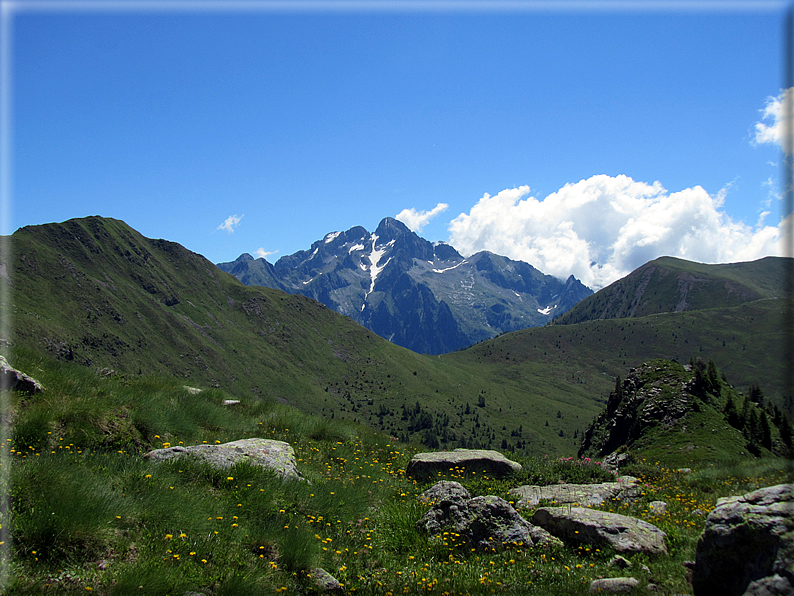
(3, 217), (602, 456)
(578, 358), (792, 468)
(552, 255), (791, 325)
(450, 297), (791, 410)
(4, 217), (790, 458)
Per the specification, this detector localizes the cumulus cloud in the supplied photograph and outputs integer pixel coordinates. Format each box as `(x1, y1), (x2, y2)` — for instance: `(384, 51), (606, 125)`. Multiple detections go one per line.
(396, 202), (449, 233)
(754, 88), (793, 154)
(217, 214), (243, 233)
(448, 175), (785, 290)
(254, 247), (278, 259)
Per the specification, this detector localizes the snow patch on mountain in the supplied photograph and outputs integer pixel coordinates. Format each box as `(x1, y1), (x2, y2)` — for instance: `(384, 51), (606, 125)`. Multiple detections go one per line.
(365, 235), (394, 298)
(324, 231), (341, 243)
(433, 260), (467, 274)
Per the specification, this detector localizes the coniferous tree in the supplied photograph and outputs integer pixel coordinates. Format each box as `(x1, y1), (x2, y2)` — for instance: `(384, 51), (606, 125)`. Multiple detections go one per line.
(725, 394), (742, 429)
(707, 359), (720, 395)
(781, 414), (793, 448)
(759, 411), (772, 450)
(749, 384), (765, 406)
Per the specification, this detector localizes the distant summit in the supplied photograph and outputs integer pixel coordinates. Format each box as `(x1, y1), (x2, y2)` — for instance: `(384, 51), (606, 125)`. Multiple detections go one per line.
(218, 217), (593, 354)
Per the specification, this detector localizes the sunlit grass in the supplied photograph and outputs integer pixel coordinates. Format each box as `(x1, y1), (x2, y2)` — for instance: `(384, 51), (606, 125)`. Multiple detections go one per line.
(5, 354), (794, 594)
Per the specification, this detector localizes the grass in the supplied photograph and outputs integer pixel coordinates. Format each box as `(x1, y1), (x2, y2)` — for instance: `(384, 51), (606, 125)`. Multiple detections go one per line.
(6, 216), (792, 464)
(4, 351), (793, 595)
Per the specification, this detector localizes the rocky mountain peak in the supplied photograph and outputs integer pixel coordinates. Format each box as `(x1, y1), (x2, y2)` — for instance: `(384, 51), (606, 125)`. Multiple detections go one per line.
(219, 217), (593, 354)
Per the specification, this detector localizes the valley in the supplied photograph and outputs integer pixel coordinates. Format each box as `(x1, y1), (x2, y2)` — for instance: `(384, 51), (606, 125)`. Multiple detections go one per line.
(3, 215), (792, 594)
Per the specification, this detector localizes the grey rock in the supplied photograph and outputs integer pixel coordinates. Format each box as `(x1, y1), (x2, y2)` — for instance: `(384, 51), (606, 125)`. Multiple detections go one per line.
(311, 567), (345, 594)
(418, 480), (470, 505)
(417, 484), (561, 551)
(588, 577), (640, 593)
(406, 449), (521, 482)
(183, 386), (202, 394)
(531, 507), (668, 556)
(144, 438), (304, 481)
(743, 574), (794, 596)
(602, 451), (632, 473)
(609, 555), (632, 569)
(693, 483), (794, 596)
(222, 399), (240, 406)
(0, 355), (43, 394)
(510, 476), (641, 508)
(648, 501), (667, 515)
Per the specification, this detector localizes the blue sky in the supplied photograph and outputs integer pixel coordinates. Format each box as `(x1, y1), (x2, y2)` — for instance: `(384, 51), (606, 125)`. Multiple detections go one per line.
(6, 1), (792, 288)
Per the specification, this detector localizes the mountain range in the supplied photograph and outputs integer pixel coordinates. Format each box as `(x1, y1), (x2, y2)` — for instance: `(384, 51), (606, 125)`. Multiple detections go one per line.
(217, 217), (592, 354)
(4, 216), (791, 455)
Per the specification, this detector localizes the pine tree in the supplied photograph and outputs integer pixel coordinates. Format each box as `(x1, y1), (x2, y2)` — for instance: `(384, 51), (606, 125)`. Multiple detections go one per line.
(749, 384), (765, 406)
(759, 411), (772, 450)
(781, 414), (793, 448)
(707, 359), (720, 395)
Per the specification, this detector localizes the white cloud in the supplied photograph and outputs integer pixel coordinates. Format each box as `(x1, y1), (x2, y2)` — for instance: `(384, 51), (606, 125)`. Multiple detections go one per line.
(396, 202), (449, 233)
(754, 88), (793, 154)
(217, 214), (243, 233)
(448, 175), (785, 290)
(254, 247), (278, 259)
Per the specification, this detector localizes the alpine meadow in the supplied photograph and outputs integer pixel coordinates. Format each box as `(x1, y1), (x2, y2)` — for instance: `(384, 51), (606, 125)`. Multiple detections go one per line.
(2, 215), (792, 595)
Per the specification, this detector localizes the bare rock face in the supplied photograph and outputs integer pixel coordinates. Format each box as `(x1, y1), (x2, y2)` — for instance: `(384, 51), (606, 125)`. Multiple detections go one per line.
(510, 476), (641, 509)
(416, 482), (560, 551)
(144, 438), (304, 481)
(406, 449), (522, 482)
(693, 483), (794, 596)
(0, 355), (43, 394)
(531, 506), (667, 556)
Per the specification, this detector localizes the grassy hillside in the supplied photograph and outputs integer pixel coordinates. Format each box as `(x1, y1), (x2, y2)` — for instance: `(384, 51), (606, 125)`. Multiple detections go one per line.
(551, 256), (790, 325)
(451, 297), (792, 413)
(4, 217), (604, 457)
(4, 351), (792, 595)
(578, 358), (792, 468)
(4, 217), (790, 458)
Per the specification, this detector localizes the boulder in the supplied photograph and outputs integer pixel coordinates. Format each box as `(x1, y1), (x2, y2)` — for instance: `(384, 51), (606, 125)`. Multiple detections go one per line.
(417, 483), (560, 551)
(144, 438), (304, 481)
(602, 451), (632, 474)
(0, 355), (43, 394)
(510, 476), (641, 508)
(311, 567), (345, 594)
(588, 577), (640, 593)
(692, 483), (794, 596)
(417, 480), (471, 505)
(406, 449), (521, 482)
(531, 507), (667, 556)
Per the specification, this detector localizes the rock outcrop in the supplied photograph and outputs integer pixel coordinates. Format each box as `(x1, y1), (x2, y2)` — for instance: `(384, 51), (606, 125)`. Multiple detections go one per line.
(0, 355), (43, 394)
(693, 483), (794, 596)
(510, 476), (641, 509)
(144, 438), (304, 481)
(531, 506), (668, 556)
(588, 577), (640, 593)
(406, 449), (521, 482)
(416, 481), (560, 550)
